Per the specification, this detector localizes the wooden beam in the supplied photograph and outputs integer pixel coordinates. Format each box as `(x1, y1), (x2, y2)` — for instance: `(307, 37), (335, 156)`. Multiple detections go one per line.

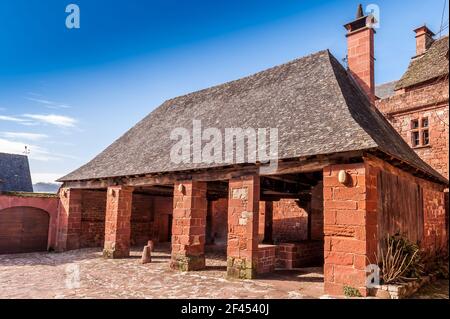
(264, 175), (299, 184)
(262, 158), (331, 176)
(62, 151), (365, 190)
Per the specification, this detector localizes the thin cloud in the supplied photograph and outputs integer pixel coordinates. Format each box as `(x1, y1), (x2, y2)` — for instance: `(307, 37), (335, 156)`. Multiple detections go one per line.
(0, 138), (57, 161)
(26, 97), (72, 109)
(0, 132), (48, 141)
(0, 115), (29, 123)
(23, 114), (78, 128)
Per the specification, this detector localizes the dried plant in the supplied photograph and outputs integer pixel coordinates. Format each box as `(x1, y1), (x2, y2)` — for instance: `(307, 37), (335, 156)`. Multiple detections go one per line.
(379, 235), (423, 284)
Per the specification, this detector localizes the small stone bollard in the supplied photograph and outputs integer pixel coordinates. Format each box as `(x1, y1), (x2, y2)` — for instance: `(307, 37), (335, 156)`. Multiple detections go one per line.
(141, 245), (151, 264)
(147, 240), (154, 252)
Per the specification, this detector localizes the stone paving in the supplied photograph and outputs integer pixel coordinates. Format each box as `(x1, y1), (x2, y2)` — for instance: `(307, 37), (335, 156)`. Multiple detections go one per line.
(0, 246), (325, 299)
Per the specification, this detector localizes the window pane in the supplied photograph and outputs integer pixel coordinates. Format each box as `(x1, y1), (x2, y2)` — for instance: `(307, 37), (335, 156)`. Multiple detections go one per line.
(423, 130), (430, 145)
(411, 119), (419, 129)
(412, 131), (420, 147)
(422, 118), (429, 128)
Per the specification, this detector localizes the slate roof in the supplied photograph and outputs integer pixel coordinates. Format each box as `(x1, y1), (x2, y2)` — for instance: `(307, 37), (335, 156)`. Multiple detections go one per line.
(395, 36), (449, 90)
(376, 81), (397, 99)
(0, 152), (33, 192)
(59, 50), (446, 184)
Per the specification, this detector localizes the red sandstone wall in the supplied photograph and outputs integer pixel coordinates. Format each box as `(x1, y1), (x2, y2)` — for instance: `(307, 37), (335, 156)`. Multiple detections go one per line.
(272, 199), (308, 242)
(269, 183), (323, 243)
(210, 198), (228, 245)
(80, 190), (106, 247)
(366, 156), (447, 252)
(0, 193), (59, 250)
(376, 79), (449, 179)
(153, 196), (174, 242)
(323, 163), (373, 296)
(79, 190), (172, 248)
(423, 187), (447, 250)
(131, 193), (154, 246)
(311, 182), (324, 240)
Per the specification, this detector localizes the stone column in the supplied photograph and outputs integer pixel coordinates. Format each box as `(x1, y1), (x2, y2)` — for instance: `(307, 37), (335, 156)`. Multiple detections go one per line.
(103, 186), (133, 258)
(323, 163), (378, 297)
(171, 181), (207, 271)
(57, 188), (82, 251)
(227, 175), (260, 279)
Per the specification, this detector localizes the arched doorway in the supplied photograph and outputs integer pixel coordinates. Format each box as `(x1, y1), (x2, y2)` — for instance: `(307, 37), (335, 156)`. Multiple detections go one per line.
(0, 206), (50, 254)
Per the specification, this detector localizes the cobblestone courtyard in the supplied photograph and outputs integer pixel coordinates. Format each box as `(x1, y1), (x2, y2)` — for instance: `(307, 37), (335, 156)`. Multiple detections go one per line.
(0, 246), (325, 299)
(1, 245), (447, 299)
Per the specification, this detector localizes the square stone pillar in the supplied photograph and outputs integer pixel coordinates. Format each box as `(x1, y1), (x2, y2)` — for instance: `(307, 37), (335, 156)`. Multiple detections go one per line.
(103, 186), (133, 259)
(323, 163), (378, 297)
(227, 175), (260, 279)
(171, 181), (207, 271)
(57, 188), (82, 251)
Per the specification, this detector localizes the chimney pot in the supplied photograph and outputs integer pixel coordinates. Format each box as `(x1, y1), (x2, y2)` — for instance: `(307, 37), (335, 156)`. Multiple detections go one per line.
(344, 4), (376, 103)
(414, 25), (435, 56)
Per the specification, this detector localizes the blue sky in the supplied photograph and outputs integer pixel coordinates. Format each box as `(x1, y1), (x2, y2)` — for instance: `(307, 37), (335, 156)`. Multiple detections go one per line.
(0, 0), (448, 183)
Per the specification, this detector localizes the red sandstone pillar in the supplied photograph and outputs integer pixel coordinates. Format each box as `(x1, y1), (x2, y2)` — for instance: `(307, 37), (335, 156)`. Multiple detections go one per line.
(57, 188), (82, 251)
(227, 175), (260, 279)
(323, 163), (378, 297)
(103, 186), (133, 258)
(171, 181), (207, 271)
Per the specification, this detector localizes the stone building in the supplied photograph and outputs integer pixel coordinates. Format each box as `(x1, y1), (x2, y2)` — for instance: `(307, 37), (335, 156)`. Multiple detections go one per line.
(0, 153), (59, 254)
(54, 7), (448, 297)
(376, 29), (449, 179)
(376, 27), (449, 249)
(0, 152), (33, 193)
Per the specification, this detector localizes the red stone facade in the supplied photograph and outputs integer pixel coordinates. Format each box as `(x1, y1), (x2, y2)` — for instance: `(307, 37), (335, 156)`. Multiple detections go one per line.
(276, 241), (323, 269)
(323, 163), (373, 296)
(376, 79), (449, 179)
(57, 188), (83, 251)
(322, 158), (447, 296)
(0, 193), (59, 251)
(227, 176), (260, 279)
(272, 199), (308, 242)
(209, 198), (228, 246)
(256, 244), (276, 274)
(80, 190), (106, 248)
(346, 26), (376, 101)
(171, 181), (207, 271)
(103, 186), (133, 258)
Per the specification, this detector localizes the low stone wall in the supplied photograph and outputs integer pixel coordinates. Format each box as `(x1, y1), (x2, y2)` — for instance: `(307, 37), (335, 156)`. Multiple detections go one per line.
(276, 241), (323, 269)
(257, 245), (276, 274)
(369, 273), (440, 299)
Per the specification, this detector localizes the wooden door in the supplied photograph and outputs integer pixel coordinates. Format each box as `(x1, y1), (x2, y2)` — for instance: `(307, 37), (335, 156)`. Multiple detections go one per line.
(0, 207), (49, 254)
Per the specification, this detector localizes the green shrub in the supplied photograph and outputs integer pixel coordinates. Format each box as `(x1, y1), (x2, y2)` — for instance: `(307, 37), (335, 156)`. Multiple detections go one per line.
(343, 286), (362, 298)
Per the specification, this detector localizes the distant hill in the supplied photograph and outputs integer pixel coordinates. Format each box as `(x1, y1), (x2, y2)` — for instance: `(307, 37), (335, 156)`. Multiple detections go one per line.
(33, 182), (61, 194)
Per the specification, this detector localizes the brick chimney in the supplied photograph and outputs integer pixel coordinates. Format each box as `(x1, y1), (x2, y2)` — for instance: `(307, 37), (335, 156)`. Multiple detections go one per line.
(344, 4), (376, 102)
(414, 25), (435, 56)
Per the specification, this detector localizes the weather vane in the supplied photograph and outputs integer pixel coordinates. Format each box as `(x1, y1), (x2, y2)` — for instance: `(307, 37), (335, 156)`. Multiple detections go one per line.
(23, 146), (30, 155)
